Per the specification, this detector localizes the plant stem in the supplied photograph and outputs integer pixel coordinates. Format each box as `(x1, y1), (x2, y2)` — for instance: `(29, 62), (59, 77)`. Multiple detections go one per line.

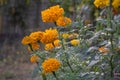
(109, 55), (114, 77)
(61, 38), (74, 72)
(52, 71), (59, 80)
(42, 72), (47, 80)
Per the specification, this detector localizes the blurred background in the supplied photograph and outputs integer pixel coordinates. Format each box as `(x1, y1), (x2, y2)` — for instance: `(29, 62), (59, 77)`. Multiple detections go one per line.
(0, 0), (95, 80)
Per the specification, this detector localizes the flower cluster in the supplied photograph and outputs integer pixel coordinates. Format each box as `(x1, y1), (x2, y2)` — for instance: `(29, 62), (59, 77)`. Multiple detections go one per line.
(41, 5), (72, 27)
(42, 58), (61, 73)
(22, 31), (43, 51)
(21, 28), (59, 51)
(41, 5), (64, 22)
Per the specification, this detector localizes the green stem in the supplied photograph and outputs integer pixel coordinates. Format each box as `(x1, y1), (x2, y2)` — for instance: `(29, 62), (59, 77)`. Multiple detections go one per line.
(42, 73), (47, 80)
(109, 55), (114, 77)
(52, 71), (59, 80)
(61, 37), (74, 72)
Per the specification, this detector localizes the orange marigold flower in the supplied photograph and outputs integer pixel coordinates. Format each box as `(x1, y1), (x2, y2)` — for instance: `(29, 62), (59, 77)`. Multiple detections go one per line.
(30, 43), (40, 50)
(112, 0), (120, 9)
(56, 16), (72, 27)
(41, 28), (58, 44)
(30, 55), (39, 63)
(28, 43), (40, 51)
(21, 36), (35, 45)
(41, 5), (64, 22)
(54, 39), (61, 47)
(45, 39), (61, 51)
(45, 43), (54, 51)
(42, 58), (61, 73)
(94, 0), (109, 8)
(98, 46), (109, 54)
(70, 39), (80, 46)
(29, 31), (43, 42)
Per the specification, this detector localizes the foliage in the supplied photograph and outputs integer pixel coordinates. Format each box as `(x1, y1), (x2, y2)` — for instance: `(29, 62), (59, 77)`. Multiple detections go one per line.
(22, 0), (120, 80)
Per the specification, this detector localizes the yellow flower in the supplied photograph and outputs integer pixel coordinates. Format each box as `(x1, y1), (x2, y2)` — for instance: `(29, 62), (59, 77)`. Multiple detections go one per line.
(62, 33), (69, 39)
(29, 31), (43, 42)
(112, 0), (120, 9)
(98, 46), (109, 54)
(41, 28), (58, 44)
(45, 43), (54, 51)
(21, 36), (35, 45)
(41, 5), (64, 22)
(56, 16), (72, 27)
(70, 39), (80, 46)
(42, 58), (61, 73)
(94, 0), (109, 8)
(30, 55), (39, 63)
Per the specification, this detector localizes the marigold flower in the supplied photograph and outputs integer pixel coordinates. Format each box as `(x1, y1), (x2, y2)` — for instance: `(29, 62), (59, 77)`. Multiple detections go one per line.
(41, 5), (64, 22)
(21, 36), (35, 45)
(29, 31), (43, 42)
(98, 46), (109, 54)
(56, 16), (72, 27)
(45, 40), (61, 51)
(62, 33), (69, 39)
(42, 58), (61, 73)
(112, 0), (120, 9)
(70, 39), (80, 46)
(41, 28), (58, 44)
(31, 43), (40, 50)
(30, 55), (39, 63)
(54, 39), (61, 47)
(45, 43), (54, 51)
(94, 0), (109, 8)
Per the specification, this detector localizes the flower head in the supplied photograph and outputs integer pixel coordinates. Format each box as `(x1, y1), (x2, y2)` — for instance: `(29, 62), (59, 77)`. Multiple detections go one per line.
(56, 16), (72, 27)
(28, 43), (40, 51)
(94, 0), (109, 8)
(41, 28), (58, 44)
(41, 5), (64, 22)
(21, 36), (35, 45)
(30, 55), (39, 63)
(29, 31), (43, 42)
(45, 43), (54, 51)
(70, 39), (80, 46)
(42, 58), (61, 73)
(112, 0), (120, 9)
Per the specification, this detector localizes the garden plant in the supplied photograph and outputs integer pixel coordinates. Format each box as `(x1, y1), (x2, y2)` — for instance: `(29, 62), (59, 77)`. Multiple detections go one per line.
(22, 0), (120, 80)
